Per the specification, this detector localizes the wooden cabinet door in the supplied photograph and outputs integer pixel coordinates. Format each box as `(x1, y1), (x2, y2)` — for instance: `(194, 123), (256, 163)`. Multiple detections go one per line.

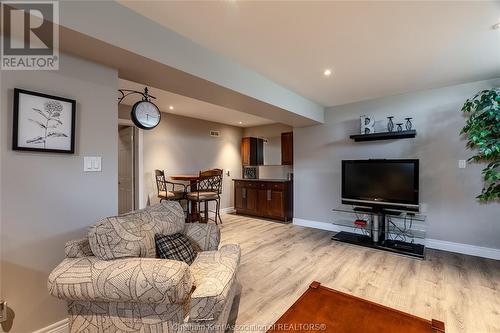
(281, 132), (293, 165)
(246, 188), (258, 213)
(256, 138), (264, 165)
(241, 137), (250, 166)
(268, 190), (285, 218)
(235, 186), (245, 210)
(257, 188), (269, 216)
(241, 137), (264, 166)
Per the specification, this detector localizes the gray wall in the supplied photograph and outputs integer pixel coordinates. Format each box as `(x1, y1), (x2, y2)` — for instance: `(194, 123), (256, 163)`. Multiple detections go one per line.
(119, 106), (243, 210)
(294, 78), (500, 249)
(1, 55), (118, 332)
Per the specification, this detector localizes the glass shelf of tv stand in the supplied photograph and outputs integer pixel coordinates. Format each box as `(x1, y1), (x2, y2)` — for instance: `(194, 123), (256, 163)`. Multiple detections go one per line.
(331, 205), (427, 258)
(332, 206), (426, 221)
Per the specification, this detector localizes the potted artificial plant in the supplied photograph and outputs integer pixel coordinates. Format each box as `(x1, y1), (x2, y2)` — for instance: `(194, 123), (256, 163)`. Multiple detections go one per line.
(460, 88), (500, 201)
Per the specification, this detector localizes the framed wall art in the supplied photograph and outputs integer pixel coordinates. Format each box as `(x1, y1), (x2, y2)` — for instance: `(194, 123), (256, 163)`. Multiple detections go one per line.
(13, 88), (76, 153)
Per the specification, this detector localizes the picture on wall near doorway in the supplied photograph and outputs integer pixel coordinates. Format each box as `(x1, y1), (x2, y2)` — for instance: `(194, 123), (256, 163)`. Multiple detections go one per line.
(12, 88), (76, 153)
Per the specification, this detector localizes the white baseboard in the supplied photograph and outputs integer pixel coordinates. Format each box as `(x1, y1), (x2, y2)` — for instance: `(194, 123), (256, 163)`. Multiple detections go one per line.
(32, 318), (68, 333)
(293, 218), (500, 260)
(220, 206), (235, 214)
(425, 238), (500, 260)
(293, 218), (341, 232)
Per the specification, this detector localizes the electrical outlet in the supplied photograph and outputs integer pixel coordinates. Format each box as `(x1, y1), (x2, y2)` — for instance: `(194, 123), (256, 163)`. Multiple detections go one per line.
(458, 160), (467, 169)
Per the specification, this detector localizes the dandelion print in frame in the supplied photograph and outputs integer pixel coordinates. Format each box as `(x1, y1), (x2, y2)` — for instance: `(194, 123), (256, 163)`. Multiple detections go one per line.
(12, 89), (76, 153)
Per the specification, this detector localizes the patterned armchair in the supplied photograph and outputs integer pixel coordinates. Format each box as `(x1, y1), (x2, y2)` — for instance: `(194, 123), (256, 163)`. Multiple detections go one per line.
(48, 201), (240, 333)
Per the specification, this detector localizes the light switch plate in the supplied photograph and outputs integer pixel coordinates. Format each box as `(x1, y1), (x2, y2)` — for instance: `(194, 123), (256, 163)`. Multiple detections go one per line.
(84, 157), (102, 172)
(458, 160), (467, 169)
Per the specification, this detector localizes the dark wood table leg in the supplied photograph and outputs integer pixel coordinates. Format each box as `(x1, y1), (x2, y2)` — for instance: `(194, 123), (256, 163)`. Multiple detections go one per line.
(187, 180), (207, 223)
(203, 201), (209, 223)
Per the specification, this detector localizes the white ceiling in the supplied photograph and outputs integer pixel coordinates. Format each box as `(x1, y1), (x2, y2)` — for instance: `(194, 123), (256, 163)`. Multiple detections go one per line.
(119, 79), (275, 127)
(120, 1), (500, 107)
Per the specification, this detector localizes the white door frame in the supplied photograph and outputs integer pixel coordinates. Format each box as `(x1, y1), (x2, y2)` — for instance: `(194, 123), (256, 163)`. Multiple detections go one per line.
(118, 119), (145, 209)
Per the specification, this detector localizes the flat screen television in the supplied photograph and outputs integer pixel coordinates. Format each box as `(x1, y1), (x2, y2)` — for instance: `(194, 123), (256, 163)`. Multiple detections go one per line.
(342, 159), (419, 211)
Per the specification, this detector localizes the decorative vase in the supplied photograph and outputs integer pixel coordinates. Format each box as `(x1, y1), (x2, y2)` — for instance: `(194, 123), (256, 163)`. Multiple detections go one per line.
(387, 116), (394, 132)
(396, 123), (403, 132)
(405, 118), (413, 131)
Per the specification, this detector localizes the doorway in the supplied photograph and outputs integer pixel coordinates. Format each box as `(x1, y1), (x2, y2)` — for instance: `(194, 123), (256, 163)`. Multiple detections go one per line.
(118, 125), (135, 214)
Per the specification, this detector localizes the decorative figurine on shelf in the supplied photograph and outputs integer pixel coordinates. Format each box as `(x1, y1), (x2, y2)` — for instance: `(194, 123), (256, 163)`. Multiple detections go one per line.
(360, 115), (375, 134)
(405, 117), (413, 131)
(387, 116), (395, 132)
(396, 123), (403, 132)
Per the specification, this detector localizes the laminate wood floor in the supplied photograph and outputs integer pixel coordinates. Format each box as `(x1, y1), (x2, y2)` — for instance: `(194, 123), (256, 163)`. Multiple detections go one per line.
(219, 213), (500, 333)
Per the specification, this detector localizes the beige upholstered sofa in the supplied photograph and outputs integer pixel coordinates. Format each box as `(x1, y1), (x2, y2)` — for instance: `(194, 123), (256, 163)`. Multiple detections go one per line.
(48, 201), (240, 333)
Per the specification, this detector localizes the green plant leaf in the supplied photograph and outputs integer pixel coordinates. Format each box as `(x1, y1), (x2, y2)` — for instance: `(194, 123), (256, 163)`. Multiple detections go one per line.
(460, 88), (500, 202)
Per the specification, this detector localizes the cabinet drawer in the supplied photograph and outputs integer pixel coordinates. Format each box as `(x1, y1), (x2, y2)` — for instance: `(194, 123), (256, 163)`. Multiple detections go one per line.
(234, 181), (287, 191)
(268, 182), (285, 190)
(235, 180), (260, 188)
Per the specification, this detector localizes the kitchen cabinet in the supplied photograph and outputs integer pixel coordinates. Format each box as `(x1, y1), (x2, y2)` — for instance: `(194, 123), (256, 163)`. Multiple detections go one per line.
(241, 137), (264, 166)
(233, 180), (292, 221)
(281, 132), (293, 165)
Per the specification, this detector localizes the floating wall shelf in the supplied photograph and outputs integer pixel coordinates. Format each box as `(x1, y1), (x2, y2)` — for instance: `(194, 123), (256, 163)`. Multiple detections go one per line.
(350, 130), (416, 142)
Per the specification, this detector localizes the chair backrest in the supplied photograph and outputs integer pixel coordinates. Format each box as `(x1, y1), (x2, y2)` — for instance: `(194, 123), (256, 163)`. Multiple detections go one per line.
(89, 201), (185, 260)
(198, 168), (223, 194)
(155, 169), (166, 194)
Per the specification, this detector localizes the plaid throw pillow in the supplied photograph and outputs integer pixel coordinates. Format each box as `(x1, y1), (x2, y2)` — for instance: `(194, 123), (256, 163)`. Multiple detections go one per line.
(155, 233), (197, 265)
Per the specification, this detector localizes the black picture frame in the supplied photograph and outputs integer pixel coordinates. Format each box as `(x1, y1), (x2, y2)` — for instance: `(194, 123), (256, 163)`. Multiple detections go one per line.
(13, 88), (76, 154)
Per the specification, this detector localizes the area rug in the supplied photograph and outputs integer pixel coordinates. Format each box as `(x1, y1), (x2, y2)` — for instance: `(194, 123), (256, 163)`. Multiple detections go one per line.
(267, 281), (445, 333)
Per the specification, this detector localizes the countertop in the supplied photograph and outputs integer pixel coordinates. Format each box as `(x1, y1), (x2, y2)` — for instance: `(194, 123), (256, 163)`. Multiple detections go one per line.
(232, 178), (291, 182)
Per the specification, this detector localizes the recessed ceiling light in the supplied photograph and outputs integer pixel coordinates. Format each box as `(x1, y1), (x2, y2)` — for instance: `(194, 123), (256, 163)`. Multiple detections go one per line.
(169, 106), (174, 110)
(323, 69), (332, 77)
(238, 121), (243, 125)
(493, 22), (500, 30)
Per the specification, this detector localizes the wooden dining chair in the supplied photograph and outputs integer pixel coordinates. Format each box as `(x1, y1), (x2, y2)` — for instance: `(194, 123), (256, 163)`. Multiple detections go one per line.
(154, 170), (187, 208)
(186, 168), (223, 224)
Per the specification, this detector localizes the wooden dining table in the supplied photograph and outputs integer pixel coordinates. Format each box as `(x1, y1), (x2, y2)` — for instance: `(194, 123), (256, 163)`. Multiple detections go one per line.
(170, 174), (205, 223)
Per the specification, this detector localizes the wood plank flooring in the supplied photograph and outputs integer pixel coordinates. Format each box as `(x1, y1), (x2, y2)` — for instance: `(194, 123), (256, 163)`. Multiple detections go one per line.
(219, 213), (500, 333)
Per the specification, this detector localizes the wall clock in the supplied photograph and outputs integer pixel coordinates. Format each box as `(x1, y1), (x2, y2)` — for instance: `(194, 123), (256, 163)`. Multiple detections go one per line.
(131, 100), (161, 129)
(118, 87), (161, 130)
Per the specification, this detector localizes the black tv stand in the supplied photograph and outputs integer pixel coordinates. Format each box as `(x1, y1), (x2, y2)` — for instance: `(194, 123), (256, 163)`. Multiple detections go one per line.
(331, 206), (426, 259)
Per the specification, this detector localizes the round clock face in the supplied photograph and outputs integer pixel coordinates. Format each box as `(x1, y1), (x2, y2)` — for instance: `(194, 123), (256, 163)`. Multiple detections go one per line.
(131, 101), (161, 129)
